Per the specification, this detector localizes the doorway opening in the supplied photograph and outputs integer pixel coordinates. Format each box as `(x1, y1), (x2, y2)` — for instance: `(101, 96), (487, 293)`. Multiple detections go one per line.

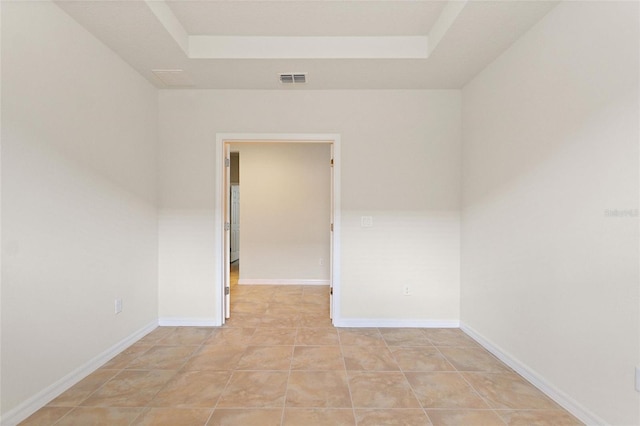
(215, 134), (341, 326)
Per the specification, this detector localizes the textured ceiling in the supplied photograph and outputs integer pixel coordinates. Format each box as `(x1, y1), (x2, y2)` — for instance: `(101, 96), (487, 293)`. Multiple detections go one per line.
(54, 0), (559, 90)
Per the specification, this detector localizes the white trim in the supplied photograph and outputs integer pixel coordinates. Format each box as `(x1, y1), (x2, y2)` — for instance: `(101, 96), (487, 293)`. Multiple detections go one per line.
(147, 2), (437, 60)
(144, 0), (189, 55)
(460, 323), (606, 426)
(333, 318), (460, 328)
(158, 318), (220, 327)
(238, 279), (329, 286)
(0, 321), (158, 426)
(427, 0), (467, 55)
(189, 35), (429, 59)
(215, 133), (342, 327)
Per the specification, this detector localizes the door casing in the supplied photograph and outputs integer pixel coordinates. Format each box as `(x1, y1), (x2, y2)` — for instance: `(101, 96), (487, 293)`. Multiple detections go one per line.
(215, 133), (341, 325)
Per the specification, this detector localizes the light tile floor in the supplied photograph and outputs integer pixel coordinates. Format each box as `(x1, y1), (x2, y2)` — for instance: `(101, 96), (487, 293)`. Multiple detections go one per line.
(21, 264), (583, 425)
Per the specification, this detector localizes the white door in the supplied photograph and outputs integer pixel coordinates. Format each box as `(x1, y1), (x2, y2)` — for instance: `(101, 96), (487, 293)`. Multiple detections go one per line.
(224, 145), (231, 319)
(329, 145), (334, 320)
(230, 184), (240, 263)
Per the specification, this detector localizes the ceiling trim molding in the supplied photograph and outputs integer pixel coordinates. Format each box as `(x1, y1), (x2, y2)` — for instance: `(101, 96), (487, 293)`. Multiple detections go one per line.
(428, 0), (468, 55)
(143, 0), (473, 60)
(144, 0), (189, 55)
(189, 35), (429, 59)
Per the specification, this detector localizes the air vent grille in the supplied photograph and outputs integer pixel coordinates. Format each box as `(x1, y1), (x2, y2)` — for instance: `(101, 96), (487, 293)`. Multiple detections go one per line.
(279, 73), (307, 84)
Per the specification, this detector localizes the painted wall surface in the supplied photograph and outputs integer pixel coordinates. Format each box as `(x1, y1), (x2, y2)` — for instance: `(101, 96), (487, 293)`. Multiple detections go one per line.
(1, 1), (158, 415)
(234, 143), (331, 283)
(460, 2), (639, 424)
(158, 90), (461, 323)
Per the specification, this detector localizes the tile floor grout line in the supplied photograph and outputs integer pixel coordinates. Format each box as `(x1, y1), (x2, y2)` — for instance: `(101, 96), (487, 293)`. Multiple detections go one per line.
(150, 326), (232, 424)
(336, 326), (359, 425)
(380, 328), (433, 425)
(49, 406), (75, 426)
(280, 327), (300, 426)
(129, 407), (146, 426)
(59, 367), (123, 408)
(142, 328), (217, 425)
(396, 350), (432, 424)
(431, 336), (510, 426)
(47, 353), (133, 426)
(380, 329), (434, 423)
(115, 329), (213, 424)
(205, 365), (236, 426)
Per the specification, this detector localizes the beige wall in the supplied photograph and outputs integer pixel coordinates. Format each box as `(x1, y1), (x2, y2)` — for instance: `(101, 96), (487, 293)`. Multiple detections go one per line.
(158, 90), (462, 324)
(1, 1), (159, 417)
(234, 143), (331, 283)
(461, 2), (639, 424)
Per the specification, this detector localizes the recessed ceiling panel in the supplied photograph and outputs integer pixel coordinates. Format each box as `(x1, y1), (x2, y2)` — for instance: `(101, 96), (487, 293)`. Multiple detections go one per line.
(165, 1), (447, 36)
(54, 0), (559, 90)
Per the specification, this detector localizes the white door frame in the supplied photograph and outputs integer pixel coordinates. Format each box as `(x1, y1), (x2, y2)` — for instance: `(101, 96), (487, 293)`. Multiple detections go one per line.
(214, 133), (341, 326)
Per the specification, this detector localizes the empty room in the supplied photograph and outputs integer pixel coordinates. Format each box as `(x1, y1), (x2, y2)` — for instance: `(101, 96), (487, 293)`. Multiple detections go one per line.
(2, 1), (639, 425)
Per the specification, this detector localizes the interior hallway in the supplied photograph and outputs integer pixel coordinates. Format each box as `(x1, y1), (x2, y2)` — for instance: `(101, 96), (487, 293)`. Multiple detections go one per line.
(20, 265), (582, 425)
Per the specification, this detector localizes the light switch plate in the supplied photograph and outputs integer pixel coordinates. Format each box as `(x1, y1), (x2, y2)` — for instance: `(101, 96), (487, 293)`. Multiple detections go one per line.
(361, 216), (373, 228)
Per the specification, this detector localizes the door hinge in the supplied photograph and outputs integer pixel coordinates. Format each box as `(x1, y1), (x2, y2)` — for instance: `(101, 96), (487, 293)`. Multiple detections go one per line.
(330, 223), (333, 232)
(225, 222), (230, 231)
(330, 158), (334, 167)
(225, 286), (230, 295)
(225, 158), (230, 167)
(330, 287), (333, 295)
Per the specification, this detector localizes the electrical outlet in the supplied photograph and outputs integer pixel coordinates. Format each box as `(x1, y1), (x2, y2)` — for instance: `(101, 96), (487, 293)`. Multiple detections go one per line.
(115, 298), (123, 314)
(361, 216), (373, 228)
(403, 285), (411, 296)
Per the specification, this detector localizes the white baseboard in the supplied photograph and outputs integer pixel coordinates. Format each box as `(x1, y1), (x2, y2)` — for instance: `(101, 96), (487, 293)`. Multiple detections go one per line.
(333, 318), (460, 328)
(158, 318), (220, 327)
(238, 279), (329, 286)
(1, 320), (158, 426)
(460, 323), (606, 426)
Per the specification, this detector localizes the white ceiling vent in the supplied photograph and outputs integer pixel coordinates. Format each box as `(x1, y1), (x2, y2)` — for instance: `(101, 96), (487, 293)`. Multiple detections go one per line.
(279, 73), (307, 84)
(151, 69), (195, 87)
